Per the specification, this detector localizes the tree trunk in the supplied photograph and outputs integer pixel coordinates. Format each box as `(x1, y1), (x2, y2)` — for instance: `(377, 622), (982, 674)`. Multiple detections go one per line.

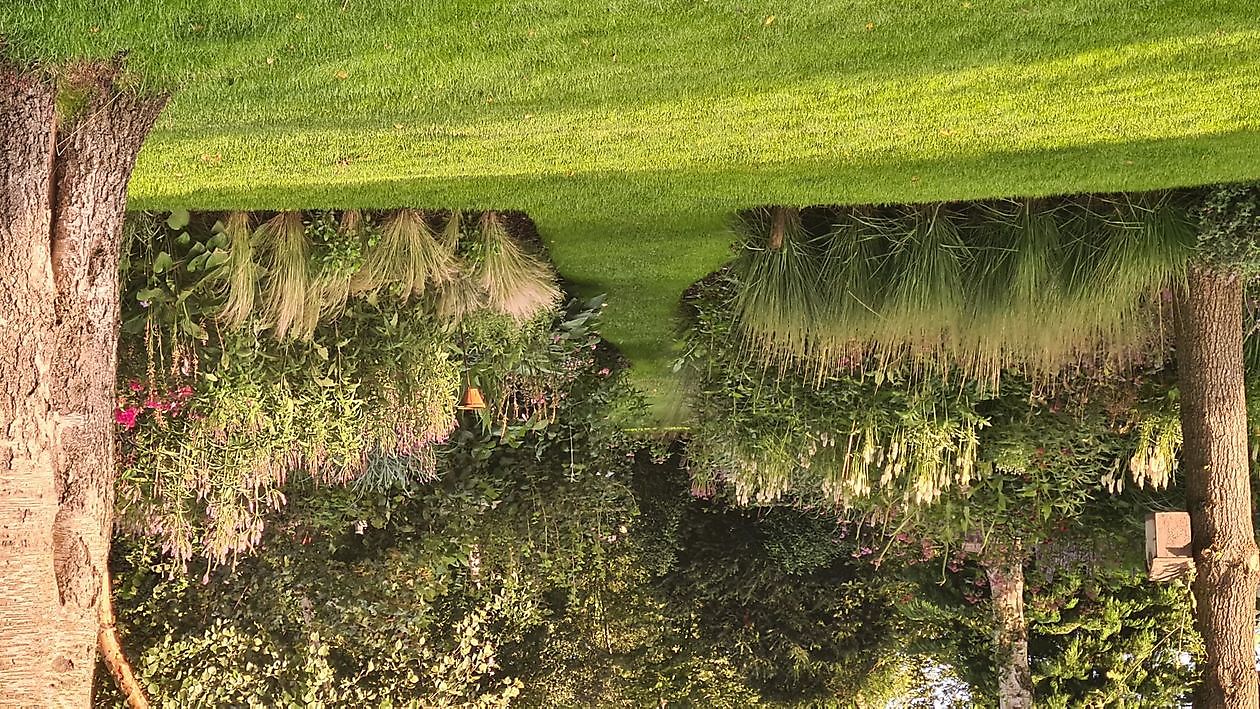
(0, 62), (165, 706)
(767, 206), (794, 251)
(986, 552), (1033, 709)
(1175, 265), (1260, 709)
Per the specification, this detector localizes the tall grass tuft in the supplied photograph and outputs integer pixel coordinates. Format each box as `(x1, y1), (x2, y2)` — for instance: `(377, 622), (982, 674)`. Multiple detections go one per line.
(216, 211), (256, 330)
(439, 209), (462, 253)
(730, 193), (1196, 387)
(732, 206), (822, 368)
(256, 211), (315, 340)
(471, 211), (561, 322)
(435, 210), (486, 323)
(351, 209), (455, 300)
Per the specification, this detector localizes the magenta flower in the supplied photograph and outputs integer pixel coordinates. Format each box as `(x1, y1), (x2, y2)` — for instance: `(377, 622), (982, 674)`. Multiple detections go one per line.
(115, 407), (140, 430)
(127, 380), (145, 392)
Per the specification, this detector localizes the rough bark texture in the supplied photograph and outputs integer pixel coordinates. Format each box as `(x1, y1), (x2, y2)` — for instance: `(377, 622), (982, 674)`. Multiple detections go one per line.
(767, 206), (793, 251)
(0, 62), (165, 706)
(1175, 266), (1260, 709)
(986, 553), (1033, 709)
(1, 62), (63, 707)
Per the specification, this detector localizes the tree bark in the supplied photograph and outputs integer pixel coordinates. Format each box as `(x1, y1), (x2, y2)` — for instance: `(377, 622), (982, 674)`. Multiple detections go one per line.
(0, 61), (165, 706)
(986, 551), (1033, 709)
(1175, 265), (1260, 709)
(767, 206), (794, 251)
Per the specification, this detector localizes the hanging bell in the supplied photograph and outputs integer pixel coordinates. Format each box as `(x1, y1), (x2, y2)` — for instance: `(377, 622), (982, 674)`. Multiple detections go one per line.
(458, 386), (487, 411)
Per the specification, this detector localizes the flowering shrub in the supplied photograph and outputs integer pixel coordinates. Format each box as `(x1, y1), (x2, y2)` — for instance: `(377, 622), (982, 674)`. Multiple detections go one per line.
(115, 318), (460, 567)
(115, 211), (617, 567)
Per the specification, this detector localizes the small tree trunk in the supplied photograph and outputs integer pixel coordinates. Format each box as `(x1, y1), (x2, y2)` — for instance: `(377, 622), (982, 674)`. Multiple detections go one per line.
(0, 61), (165, 705)
(98, 566), (150, 708)
(768, 206), (795, 251)
(1175, 265), (1260, 709)
(986, 551), (1033, 709)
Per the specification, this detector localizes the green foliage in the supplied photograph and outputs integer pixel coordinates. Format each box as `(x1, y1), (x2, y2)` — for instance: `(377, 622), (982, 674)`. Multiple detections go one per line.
(729, 195), (1195, 388)
(105, 533), (527, 708)
(887, 509), (1200, 708)
(1193, 182), (1260, 274)
(114, 210), (585, 566)
(685, 271), (1184, 527)
(636, 463), (919, 705)
(1028, 570), (1200, 708)
(685, 273), (988, 509)
(103, 312), (639, 706)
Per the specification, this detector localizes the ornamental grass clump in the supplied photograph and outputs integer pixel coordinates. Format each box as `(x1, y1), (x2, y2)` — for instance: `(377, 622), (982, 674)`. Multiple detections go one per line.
(471, 211), (561, 322)
(255, 211), (316, 340)
(435, 211), (488, 324)
(351, 208), (455, 300)
(731, 193), (1196, 389)
(215, 211), (255, 330)
(732, 206), (821, 362)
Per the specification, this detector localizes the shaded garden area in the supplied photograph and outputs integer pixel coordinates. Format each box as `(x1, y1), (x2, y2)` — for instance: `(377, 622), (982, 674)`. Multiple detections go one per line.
(81, 185), (1257, 706)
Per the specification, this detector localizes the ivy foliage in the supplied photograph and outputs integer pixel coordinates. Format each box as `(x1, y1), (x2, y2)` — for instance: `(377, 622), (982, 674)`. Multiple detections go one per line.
(1193, 182), (1260, 274)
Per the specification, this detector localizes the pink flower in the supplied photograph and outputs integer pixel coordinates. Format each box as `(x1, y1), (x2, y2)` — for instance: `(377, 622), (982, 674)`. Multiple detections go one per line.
(143, 396), (160, 409)
(115, 407), (140, 430)
(175, 385), (194, 399)
(127, 380), (145, 392)
(598, 367), (611, 377)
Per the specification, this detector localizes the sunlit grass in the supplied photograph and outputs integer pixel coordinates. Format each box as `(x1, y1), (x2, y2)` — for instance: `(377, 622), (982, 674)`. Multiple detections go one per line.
(4, 0), (1258, 419)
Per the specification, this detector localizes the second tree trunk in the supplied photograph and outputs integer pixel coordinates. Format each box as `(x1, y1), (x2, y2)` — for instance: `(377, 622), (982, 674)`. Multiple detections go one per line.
(1175, 265), (1260, 709)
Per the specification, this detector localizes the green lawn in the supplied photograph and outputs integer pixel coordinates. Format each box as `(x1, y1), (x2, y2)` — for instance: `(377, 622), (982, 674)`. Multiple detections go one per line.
(4, 0), (1259, 421)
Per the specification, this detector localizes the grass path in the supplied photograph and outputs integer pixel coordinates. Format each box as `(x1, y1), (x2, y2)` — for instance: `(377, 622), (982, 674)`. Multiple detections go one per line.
(5, 0), (1259, 420)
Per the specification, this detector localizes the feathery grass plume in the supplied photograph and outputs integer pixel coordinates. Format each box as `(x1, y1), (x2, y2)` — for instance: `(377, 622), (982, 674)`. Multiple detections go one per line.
(730, 194), (1197, 389)
(434, 209), (486, 322)
(351, 209), (456, 300)
(439, 209), (462, 253)
(731, 206), (822, 368)
(472, 211), (562, 321)
(216, 211), (256, 330)
(255, 211), (316, 341)
(812, 207), (887, 371)
(951, 199), (1065, 384)
(881, 204), (968, 354)
(436, 262), (486, 324)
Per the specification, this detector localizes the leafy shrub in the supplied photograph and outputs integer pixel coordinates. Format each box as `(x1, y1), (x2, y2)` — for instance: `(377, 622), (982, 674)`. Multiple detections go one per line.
(1193, 182), (1260, 274)
(114, 210), (579, 566)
